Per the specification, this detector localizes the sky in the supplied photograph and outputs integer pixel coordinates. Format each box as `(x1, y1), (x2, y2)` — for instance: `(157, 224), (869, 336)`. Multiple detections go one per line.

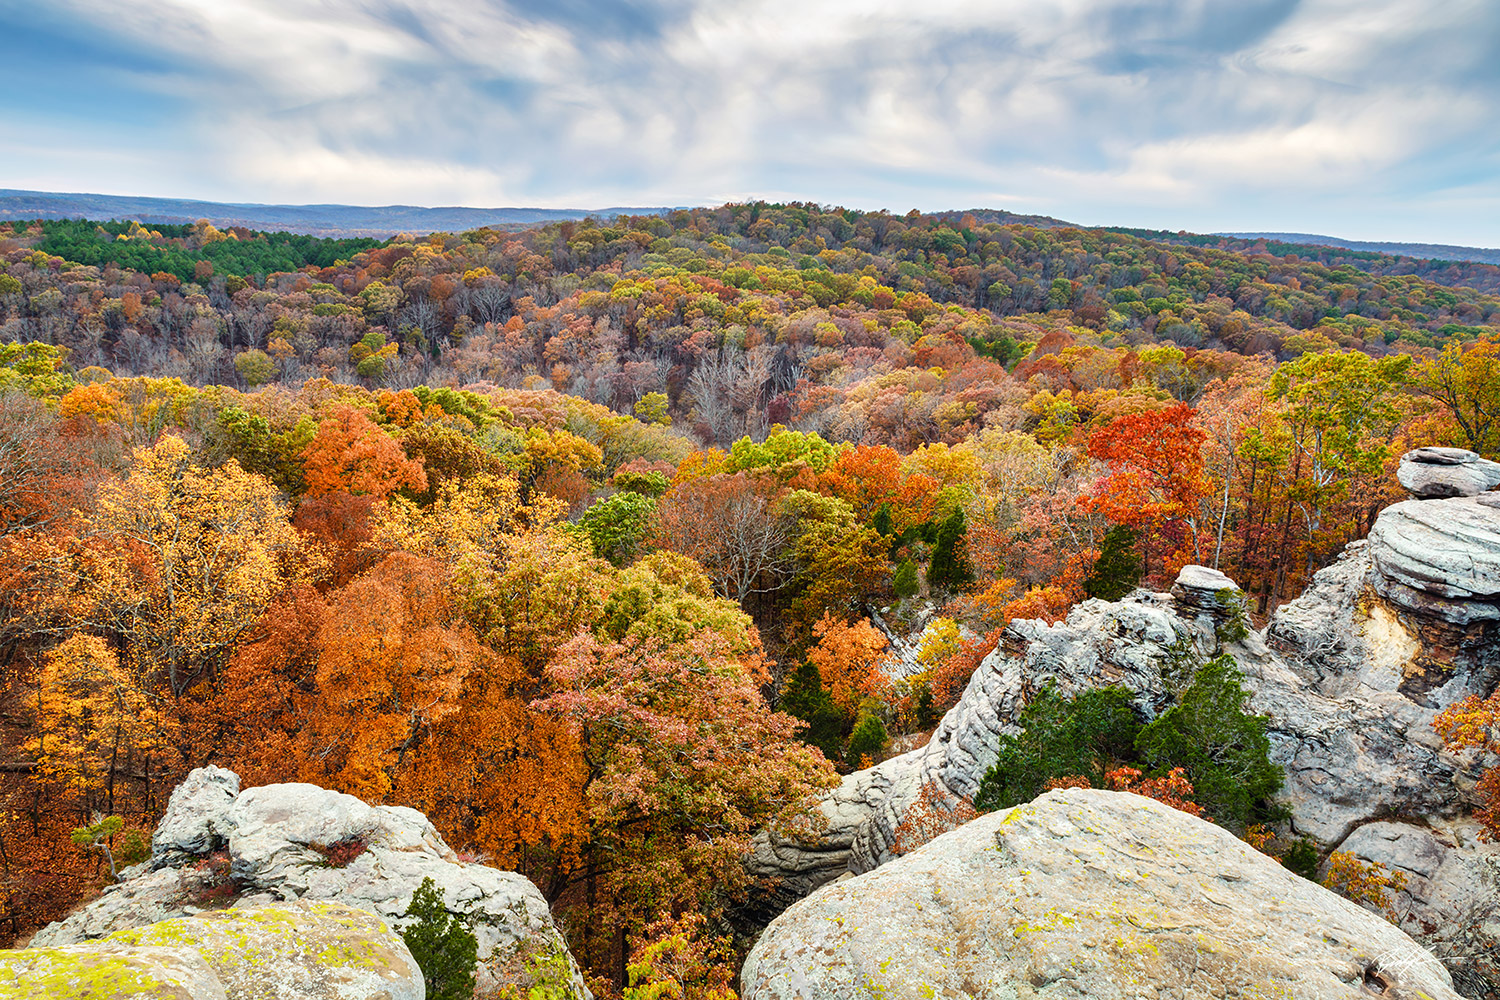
(2, 0), (1498, 244)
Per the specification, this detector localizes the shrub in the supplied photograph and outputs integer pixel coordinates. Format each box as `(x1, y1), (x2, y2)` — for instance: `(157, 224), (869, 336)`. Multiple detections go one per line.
(892, 557), (919, 598)
(1135, 654), (1283, 831)
(1083, 525), (1141, 600)
(974, 685), (1140, 810)
(400, 876), (478, 1000)
(845, 712), (889, 769)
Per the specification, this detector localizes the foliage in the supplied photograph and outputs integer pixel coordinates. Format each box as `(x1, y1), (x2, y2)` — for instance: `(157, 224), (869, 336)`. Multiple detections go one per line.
(1322, 851), (1409, 924)
(621, 912), (738, 1000)
(892, 557), (919, 598)
(1434, 692), (1500, 840)
(1083, 525), (1141, 600)
(1135, 654), (1283, 831)
(577, 491), (658, 565)
(400, 876), (479, 1000)
(974, 685), (1141, 811)
(1281, 838), (1321, 882)
(845, 713), (888, 769)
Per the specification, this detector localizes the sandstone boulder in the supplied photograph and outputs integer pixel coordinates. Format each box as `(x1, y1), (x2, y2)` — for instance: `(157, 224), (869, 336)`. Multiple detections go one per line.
(0, 901), (419, 1000)
(1397, 446), (1500, 499)
(741, 789), (1461, 1000)
(0, 943), (226, 1000)
(1367, 494), (1500, 625)
(33, 771), (588, 999)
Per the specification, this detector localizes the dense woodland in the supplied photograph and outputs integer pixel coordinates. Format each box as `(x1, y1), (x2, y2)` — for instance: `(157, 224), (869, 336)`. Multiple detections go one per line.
(1, 204), (1499, 995)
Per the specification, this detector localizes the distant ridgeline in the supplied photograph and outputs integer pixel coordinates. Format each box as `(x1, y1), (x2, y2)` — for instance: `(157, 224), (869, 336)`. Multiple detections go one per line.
(1108, 226), (1500, 296)
(20, 218), (388, 285)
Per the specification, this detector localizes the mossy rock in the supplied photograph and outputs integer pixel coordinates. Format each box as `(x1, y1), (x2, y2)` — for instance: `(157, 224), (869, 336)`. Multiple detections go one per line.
(0, 943), (226, 1000)
(0, 902), (420, 1000)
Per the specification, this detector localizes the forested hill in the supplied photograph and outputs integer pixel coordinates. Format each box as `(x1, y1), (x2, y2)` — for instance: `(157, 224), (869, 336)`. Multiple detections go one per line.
(1108, 227), (1500, 294)
(3, 198), (1500, 982)
(0, 189), (678, 238)
(1221, 231), (1500, 266)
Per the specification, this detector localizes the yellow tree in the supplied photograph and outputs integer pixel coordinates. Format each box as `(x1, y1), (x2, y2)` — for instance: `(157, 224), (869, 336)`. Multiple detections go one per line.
(28, 635), (170, 816)
(76, 435), (309, 696)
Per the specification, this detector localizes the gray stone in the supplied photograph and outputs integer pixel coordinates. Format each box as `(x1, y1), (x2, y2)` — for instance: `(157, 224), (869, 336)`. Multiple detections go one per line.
(33, 772), (588, 1000)
(1398, 447), (1500, 498)
(741, 789), (1461, 1000)
(150, 765), (240, 863)
(0, 942), (228, 1000)
(1169, 563), (1245, 624)
(1368, 495), (1500, 624)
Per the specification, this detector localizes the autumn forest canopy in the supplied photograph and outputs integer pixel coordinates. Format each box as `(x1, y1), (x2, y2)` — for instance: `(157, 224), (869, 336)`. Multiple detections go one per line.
(1, 202), (1499, 992)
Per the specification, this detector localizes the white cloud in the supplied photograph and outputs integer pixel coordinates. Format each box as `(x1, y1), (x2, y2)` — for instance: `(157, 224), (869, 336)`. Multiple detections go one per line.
(5, 0), (1498, 241)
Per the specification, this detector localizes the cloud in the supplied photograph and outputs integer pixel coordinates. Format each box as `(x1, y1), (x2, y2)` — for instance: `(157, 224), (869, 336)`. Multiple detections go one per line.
(0, 0), (1496, 241)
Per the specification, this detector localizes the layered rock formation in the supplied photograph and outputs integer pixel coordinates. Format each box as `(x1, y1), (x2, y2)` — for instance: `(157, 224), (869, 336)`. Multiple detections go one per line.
(1398, 446), (1500, 499)
(742, 789), (1464, 1000)
(34, 768), (587, 999)
(1, 900), (421, 1000)
(745, 485), (1500, 989)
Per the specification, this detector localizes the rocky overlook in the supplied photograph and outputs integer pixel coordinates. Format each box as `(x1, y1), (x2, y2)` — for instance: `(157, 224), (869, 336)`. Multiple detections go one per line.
(29, 767), (588, 999)
(745, 451), (1500, 991)
(743, 789), (1465, 1000)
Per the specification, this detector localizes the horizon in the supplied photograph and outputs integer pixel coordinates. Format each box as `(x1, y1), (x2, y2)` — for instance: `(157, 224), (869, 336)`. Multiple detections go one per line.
(2, 0), (1497, 247)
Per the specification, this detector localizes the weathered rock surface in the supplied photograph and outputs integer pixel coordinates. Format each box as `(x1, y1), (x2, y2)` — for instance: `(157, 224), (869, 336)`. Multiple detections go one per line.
(1169, 563), (1243, 625)
(745, 491), (1500, 987)
(742, 789), (1462, 1000)
(0, 901), (420, 1000)
(0, 943), (227, 1000)
(1368, 494), (1500, 624)
(1398, 446), (1500, 498)
(34, 772), (587, 999)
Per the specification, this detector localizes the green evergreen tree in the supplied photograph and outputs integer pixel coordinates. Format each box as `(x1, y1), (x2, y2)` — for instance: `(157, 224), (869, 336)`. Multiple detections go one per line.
(892, 557), (919, 598)
(1134, 654), (1283, 831)
(400, 877), (478, 1000)
(1281, 838), (1320, 882)
(871, 502), (893, 537)
(925, 507), (972, 592)
(974, 685), (1140, 810)
(1084, 525), (1142, 600)
(845, 713), (888, 768)
(778, 660), (846, 765)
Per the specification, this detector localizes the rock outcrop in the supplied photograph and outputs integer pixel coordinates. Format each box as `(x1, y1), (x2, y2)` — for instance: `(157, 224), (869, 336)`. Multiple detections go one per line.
(1397, 446), (1500, 499)
(742, 789), (1463, 1000)
(0, 900), (421, 1000)
(34, 769), (587, 999)
(1368, 494), (1500, 625)
(745, 490), (1500, 990)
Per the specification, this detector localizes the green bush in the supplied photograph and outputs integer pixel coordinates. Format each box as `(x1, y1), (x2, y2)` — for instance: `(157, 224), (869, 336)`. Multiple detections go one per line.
(1084, 525), (1141, 600)
(1135, 654), (1283, 831)
(400, 877), (478, 1000)
(892, 558), (919, 598)
(974, 685), (1140, 810)
(1281, 838), (1320, 882)
(845, 713), (888, 768)
(779, 660), (845, 765)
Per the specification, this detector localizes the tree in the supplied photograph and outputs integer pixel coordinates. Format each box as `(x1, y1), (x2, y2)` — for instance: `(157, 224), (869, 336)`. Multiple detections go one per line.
(925, 506), (972, 592)
(76, 435), (308, 696)
(654, 474), (795, 603)
(892, 557), (919, 598)
(232, 349), (275, 387)
(806, 614), (890, 719)
(1083, 525), (1141, 600)
(576, 491), (658, 566)
(1081, 403), (1209, 580)
(777, 660), (844, 765)
(400, 877), (478, 1000)
(301, 405), (427, 500)
(1135, 654), (1282, 831)
(1415, 339), (1500, 457)
(29, 635), (168, 815)
(845, 713), (888, 769)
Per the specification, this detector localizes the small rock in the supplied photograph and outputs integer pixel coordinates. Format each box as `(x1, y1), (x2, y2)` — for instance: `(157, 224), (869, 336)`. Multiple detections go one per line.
(151, 765), (240, 862)
(1397, 446), (1500, 498)
(1170, 564), (1244, 623)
